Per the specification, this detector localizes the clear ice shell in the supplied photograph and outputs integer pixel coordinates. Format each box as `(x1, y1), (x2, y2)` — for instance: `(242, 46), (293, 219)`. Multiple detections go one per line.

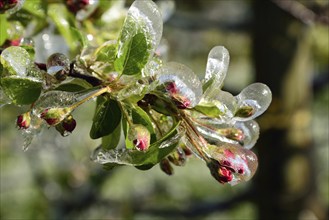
(21, 113), (45, 151)
(46, 53), (70, 75)
(206, 144), (258, 185)
(32, 87), (101, 115)
(201, 88), (236, 119)
(234, 83), (272, 121)
(234, 120), (259, 149)
(0, 46), (31, 77)
(118, 0), (163, 61)
(91, 146), (134, 166)
(157, 62), (202, 107)
(203, 46), (230, 91)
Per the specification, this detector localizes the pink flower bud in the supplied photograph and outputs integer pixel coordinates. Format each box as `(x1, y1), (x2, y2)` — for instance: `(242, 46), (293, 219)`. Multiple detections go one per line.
(206, 144), (258, 185)
(128, 124), (150, 152)
(40, 107), (71, 126)
(16, 112), (30, 129)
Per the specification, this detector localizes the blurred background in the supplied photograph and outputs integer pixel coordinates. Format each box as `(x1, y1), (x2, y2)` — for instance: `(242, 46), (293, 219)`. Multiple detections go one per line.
(1, 0), (328, 219)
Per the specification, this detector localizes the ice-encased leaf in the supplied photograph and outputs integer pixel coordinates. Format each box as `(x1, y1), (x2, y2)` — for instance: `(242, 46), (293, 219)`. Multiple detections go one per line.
(206, 144), (258, 185)
(158, 62), (202, 107)
(0, 46), (31, 77)
(93, 120), (181, 167)
(203, 46), (230, 92)
(234, 83), (272, 121)
(115, 33), (149, 75)
(117, 0), (163, 67)
(201, 88), (236, 119)
(90, 96), (122, 139)
(0, 76), (42, 105)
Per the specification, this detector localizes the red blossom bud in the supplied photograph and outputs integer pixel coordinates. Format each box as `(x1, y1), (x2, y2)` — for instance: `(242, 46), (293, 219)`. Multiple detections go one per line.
(16, 112), (30, 129)
(55, 115), (76, 136)
(40, 107), (71, 126)
(218, 166), (233, 183)
(62, 116), (76, 132)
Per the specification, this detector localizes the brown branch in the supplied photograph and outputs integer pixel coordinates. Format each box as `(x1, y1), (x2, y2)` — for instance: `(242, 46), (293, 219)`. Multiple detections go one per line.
(273, 0), (329, 25)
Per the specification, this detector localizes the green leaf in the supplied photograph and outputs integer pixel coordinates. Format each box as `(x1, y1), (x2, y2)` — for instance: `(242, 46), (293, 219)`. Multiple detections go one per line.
(194, 103), (223, 117)
(0, 46), (31, 77)
(90, 97), (122, 139)
(54, 78), (92, 92)
(102, 121), (181, 169)
(131, 105), (156, 143)
(102, 122), (121, 150)
(0, 76), (42, 105)
(0, 15), (8, 46)
(94, 40), (118, 62)
(122, 118), (134, 149)
(114, 33), (149, 75)
(70, 27), (88, 49)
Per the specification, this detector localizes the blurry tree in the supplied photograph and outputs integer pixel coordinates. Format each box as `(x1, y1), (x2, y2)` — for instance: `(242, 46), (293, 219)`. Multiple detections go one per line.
(253, 0), (328, 219)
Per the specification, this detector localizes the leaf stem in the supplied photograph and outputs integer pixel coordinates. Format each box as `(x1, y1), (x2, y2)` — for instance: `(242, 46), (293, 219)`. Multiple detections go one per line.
(70, 86), (111, 110)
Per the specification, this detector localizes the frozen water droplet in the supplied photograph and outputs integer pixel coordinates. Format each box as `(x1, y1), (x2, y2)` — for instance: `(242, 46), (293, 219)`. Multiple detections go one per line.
(19, 37), (34, 47)
(91, 146), (134, 166)
(206, 144), (258, 185)
(204, 46), (230, 91)
(46, 53), (70, 75)
(158, 62), (202, 107)
(0, 46), (31, 77)
(118, 0), (163, 60)
(21, 113), (45, 151)
(234, 83), (272, 121)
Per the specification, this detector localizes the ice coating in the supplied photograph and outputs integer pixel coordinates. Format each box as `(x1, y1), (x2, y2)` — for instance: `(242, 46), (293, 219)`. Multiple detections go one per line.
(234, 83), (272, 121)
(0, 88), (11, 108)
(0, 46), (31, 77)
(46, 53), (70, 75)
(91, 146), (135, 166)
(207, 144), (258, 185)
(234, 120), (259, 149)
(118, 0), (163, 60)
(201, 88), (236, 119)
(21, 113), (45, 151)
(32, 87), (101, 115)
(204, 46), (230, 90)
(158, 62), (202, 107)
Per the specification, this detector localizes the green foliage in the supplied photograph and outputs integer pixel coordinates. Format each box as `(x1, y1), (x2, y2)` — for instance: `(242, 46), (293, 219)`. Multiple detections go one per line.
(90, 96), (122, 139)
(0, 76), (42, 105)
(0, 0), (271, 186)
